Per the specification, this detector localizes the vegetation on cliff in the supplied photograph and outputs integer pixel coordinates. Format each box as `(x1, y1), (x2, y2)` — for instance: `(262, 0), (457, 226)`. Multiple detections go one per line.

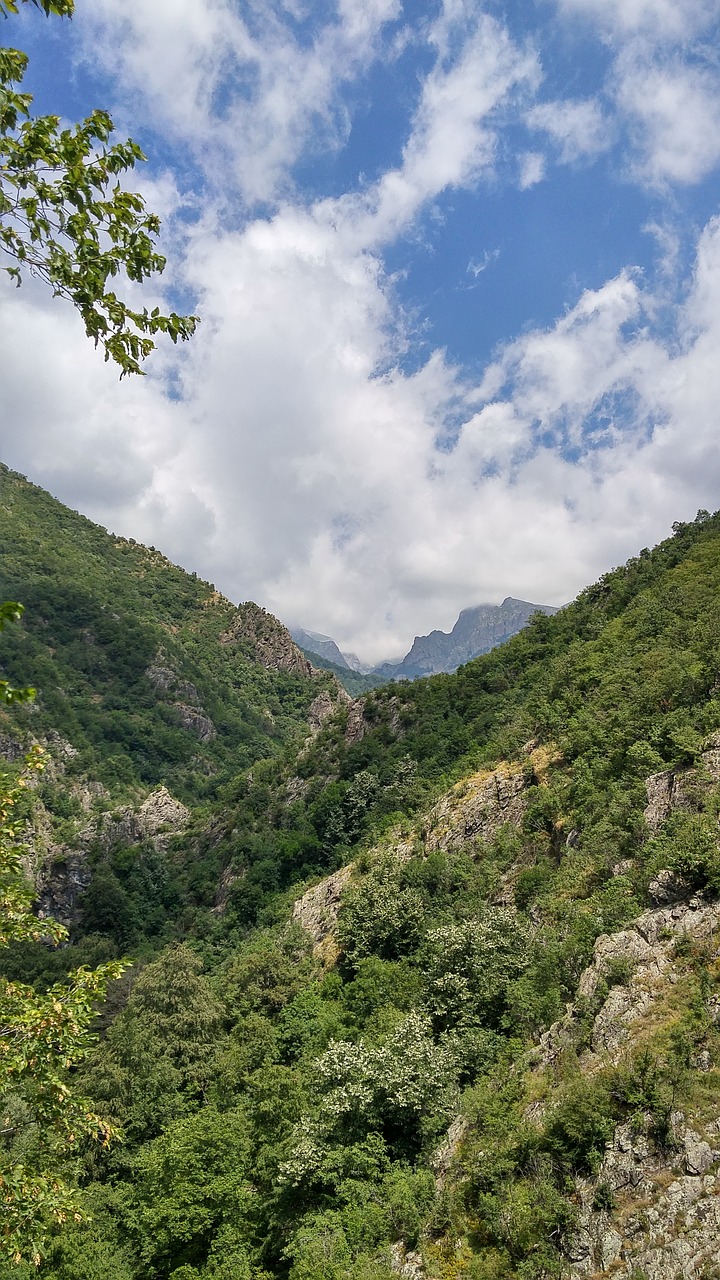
(2, 490), (720, 1278)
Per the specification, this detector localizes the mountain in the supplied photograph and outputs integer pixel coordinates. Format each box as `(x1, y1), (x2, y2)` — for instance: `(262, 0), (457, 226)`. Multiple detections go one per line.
(295, 644), (389, 697)
(374, 595), (558, 679)
(0, 464), (342, 802)
(290, 626), (370, 673)
(3, 484), (720, 1280)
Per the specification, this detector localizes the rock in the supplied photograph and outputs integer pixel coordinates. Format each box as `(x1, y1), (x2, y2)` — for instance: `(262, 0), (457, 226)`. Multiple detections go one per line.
(598, 1227), (623, 1269)
(213, 864), (243, 914)
(644, 770), (692, 831)
(292, 865), (354, 947)
(648, 868), (691, 904)
(145, 663), (177, 691)
(685, 1133), (715, 1176)
(389, 1243), (425, 1280)
(36, 849), (92, 927)
(424, 762), (528, 854)
(308, 687), (349, 733)
(221, 602), (313, 677)
(432, 1115), (469, 1190)
(612, 858), (634, 876)
(344, 699), (370, 745)
(138, 787), (190, 836)
(174, 702), (216, 741)
(0, 732), (24, 762)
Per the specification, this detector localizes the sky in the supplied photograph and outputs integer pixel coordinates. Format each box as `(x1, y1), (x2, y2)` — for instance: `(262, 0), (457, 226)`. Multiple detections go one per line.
(1, 0), (720, 664)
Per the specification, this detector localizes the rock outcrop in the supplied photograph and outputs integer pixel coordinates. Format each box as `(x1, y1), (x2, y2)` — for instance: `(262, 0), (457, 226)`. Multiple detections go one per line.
(292, 864), (355, 951)
(34, 786), (190, 927)
(570, 1115), (720, 1278)
(222, 602), (313, 677)
(536, 894), (720, 1070)
(424, 761), (528, 853)
(644, 735), (720, 831)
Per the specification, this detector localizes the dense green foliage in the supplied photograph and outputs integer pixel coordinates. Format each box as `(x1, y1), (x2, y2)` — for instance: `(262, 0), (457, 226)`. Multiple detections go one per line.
(3, 488), (720, 1277)
(0, 2), (196, 375)
(0, 466), (332, 804)
(0, 692), (128, 1264)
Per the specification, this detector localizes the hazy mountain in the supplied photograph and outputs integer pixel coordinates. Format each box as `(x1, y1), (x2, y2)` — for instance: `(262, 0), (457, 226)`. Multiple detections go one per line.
(289, 626), (370, 673)
(374, 595), (558, 679)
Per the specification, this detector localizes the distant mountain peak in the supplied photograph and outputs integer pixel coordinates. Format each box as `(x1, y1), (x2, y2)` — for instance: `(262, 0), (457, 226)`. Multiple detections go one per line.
(375, 597), (558, 680)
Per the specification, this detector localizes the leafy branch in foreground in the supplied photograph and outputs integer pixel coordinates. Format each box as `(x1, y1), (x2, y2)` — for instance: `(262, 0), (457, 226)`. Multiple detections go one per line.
(0, 17), (198, 375)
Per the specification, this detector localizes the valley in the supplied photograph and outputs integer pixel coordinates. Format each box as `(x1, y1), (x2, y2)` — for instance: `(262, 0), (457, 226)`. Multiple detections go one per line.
(2, 470), (720, 1280)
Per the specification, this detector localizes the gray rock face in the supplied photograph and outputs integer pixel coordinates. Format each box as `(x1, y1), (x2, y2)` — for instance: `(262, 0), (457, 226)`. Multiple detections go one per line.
(173, 702), (217, 741)
(307, 686), (350, 733)
(571, 1117), (720, 1280)
(0, 732), (24, 762)
(137, 786), (191, 836)
(424, 762), (528, 854)
(648, 867), (691, 904)
(644, 739), (720, 831)
(389, 1243), (425, 1280)
(375, 597), (558, 680)
(36, 850), (93, 928)
(644, 769), (692, 831)
(35, 786), (190, 928)
(222, 602), (313, 677)
(292, 865), (354, 947)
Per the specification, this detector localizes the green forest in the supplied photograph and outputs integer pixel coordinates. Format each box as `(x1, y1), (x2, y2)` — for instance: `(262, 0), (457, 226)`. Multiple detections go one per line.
(2, 470), (720, 1279)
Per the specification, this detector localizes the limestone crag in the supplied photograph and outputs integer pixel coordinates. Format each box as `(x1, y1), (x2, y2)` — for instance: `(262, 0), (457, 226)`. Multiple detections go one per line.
(424, 762), (528, 854)
(292, 864), (355, 950)
(35, 786), (190, 928)
(308, 686), (351, 734)
(536, 894), (720, 1070)
(173, 702), (217, 741)
(222, 602), (313, 677)
(569, 1115), (720, 1278)
(644, 734), (720, 831)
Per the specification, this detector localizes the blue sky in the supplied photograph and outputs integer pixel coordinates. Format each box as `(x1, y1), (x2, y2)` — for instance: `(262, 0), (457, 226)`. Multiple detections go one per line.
(2, 0), (720, 661)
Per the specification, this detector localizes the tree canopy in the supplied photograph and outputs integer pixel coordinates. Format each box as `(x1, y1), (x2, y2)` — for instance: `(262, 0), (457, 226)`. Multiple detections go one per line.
(0, 0), (197, 375)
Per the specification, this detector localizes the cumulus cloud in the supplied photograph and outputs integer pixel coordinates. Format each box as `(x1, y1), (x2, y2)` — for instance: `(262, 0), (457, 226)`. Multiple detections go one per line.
(4, 1), (720, 664)
(552, 0), (720, 186)
(613, 53), (720, 185)
(76, 0), (401, 203)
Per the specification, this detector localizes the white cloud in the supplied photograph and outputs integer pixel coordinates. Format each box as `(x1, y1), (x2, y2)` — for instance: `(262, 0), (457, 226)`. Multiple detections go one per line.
(76, 0), (401, 204)
(4, 2), (720, 666)
(518, 150), (545, 188)
(613, 54), (720, 185)
(6, 206), (720, 663)
(552, 0), (720, 188)
(526, 97), (612, 164)
(556, 0), (717, 41)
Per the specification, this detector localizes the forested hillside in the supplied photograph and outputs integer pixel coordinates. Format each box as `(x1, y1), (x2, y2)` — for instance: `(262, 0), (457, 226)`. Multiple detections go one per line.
(3, 495), (720, 1279)
(0, 465), (337, 801)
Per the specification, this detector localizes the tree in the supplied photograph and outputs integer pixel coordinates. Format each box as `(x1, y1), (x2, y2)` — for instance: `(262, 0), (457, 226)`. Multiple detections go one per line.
(1, 0), (197, 375)
(0, 604), (129, 1266)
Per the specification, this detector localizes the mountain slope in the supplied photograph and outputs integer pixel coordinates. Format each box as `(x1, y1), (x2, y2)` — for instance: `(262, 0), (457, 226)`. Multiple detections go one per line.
(374, 596), (558, 679)
(0, 465), (335, 802)
(3, 498), (720, 1280)
(290, 627), (364, 672)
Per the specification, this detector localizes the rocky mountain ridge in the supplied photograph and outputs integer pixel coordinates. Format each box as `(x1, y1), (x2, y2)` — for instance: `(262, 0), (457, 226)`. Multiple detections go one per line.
(374, 596), (559, 679)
